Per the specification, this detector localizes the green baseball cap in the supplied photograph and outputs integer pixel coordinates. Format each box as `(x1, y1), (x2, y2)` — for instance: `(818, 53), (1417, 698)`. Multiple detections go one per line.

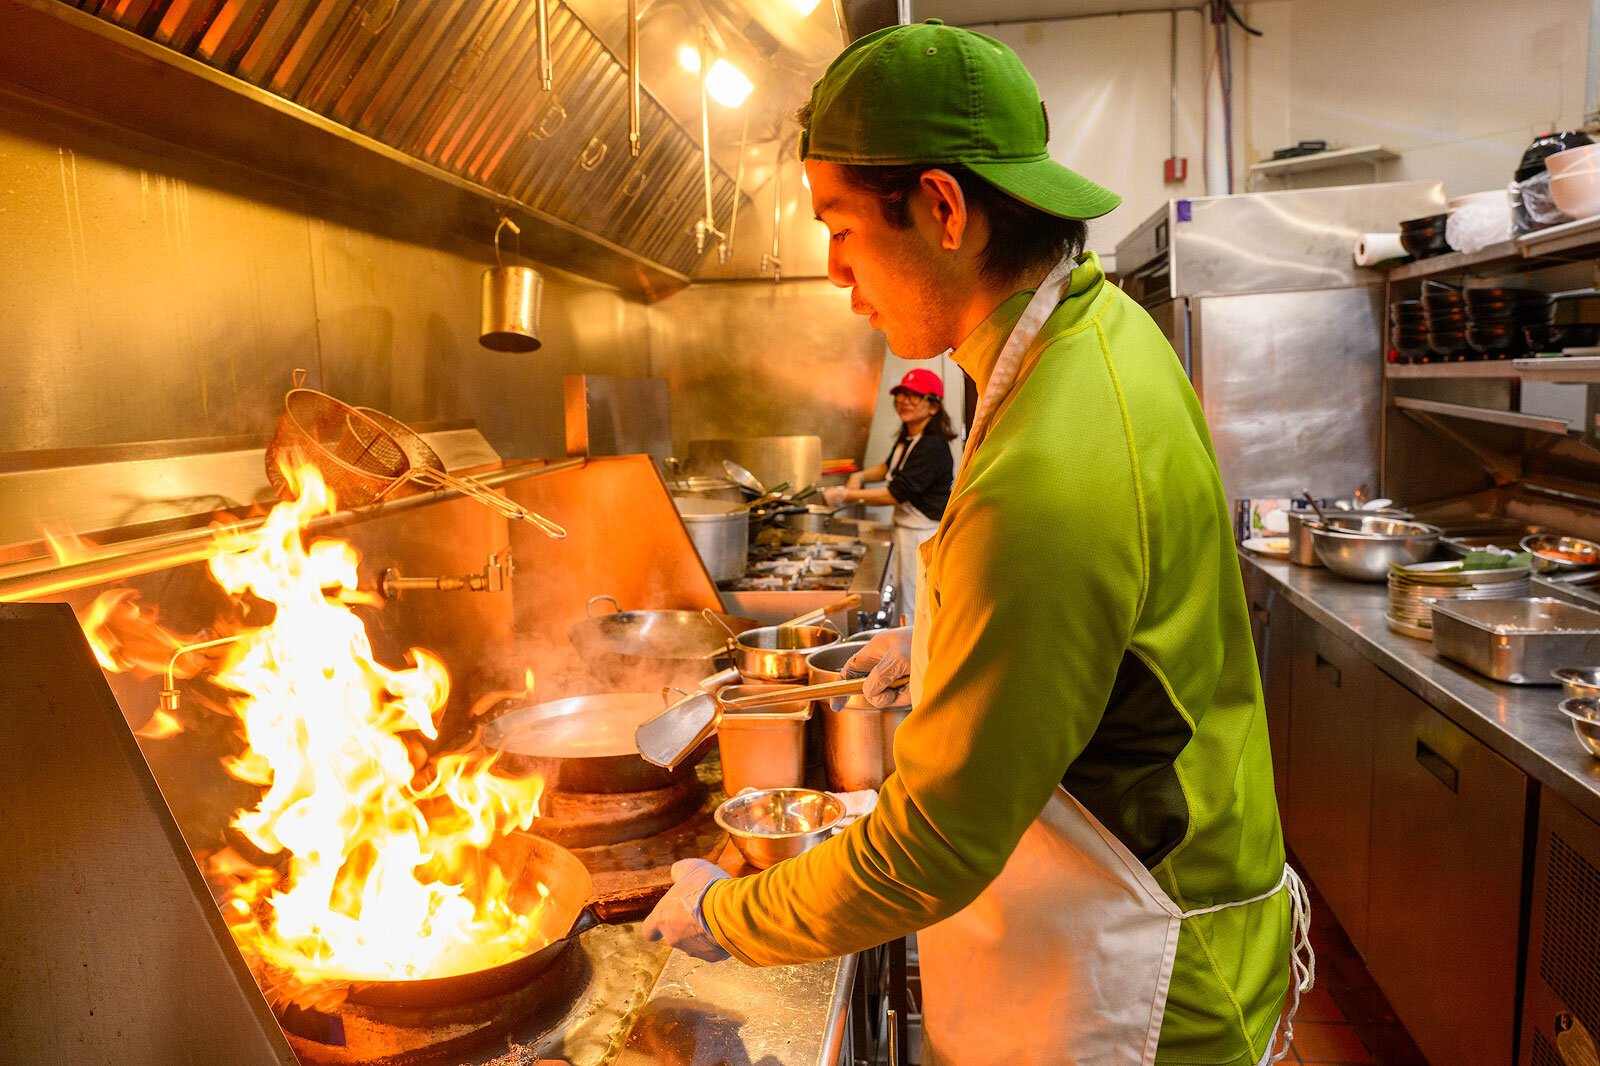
(799, 19), (1121, 221)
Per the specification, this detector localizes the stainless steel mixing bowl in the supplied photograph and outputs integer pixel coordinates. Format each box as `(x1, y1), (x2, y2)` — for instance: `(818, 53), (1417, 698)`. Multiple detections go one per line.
(1309, 518), (1440, 582)
(714, 787), (845, 869)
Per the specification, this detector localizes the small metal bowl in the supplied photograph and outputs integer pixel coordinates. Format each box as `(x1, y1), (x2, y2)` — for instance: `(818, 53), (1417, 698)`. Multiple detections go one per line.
(1559, 697), (1600, 758)
(714, 787), (844, 869)
(1521, 533), (1600, 573)
(1553, 667), (1600, 700)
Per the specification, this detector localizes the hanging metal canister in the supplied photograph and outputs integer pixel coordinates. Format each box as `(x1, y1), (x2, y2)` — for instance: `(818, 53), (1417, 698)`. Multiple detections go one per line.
(480, 216), (543, 353)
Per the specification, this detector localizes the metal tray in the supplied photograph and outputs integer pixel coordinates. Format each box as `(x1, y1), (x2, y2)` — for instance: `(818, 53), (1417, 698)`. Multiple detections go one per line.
(1430, 598), (1600, 684)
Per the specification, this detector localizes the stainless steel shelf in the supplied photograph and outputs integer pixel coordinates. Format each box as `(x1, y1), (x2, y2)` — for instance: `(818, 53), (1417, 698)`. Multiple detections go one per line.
(1513, 355), (1600, 383)
(1391, 396), (1571, 435)
(1384, 362), (1520, 379)
(1248, 144), (1398, 178)
(1386, 241), (1524, 282)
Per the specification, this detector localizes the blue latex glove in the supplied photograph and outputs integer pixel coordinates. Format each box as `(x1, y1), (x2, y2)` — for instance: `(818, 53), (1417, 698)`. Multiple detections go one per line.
(640, 858), (732, 962)
(839, 627), (913, 709)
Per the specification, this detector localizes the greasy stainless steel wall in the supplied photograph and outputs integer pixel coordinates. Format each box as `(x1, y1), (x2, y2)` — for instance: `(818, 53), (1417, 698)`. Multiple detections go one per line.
(647, 278), (883, 461)
(0, 92), (650, 463)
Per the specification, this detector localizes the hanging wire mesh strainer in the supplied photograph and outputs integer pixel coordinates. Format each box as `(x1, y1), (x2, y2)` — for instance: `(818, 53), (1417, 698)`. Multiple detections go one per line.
(265, 387), (565, 539)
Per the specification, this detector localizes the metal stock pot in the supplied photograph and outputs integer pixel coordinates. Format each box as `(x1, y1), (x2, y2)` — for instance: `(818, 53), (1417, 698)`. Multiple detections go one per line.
(807, 641), (908, 791)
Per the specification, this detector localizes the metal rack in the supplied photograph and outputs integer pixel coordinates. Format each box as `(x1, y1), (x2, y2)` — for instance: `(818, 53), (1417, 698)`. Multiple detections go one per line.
(1379, 222), (1600, 504)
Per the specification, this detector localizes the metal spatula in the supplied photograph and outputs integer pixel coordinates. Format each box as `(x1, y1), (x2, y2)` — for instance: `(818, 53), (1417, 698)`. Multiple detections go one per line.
(635, 676), (868, 770)
(634, 667), (738, 770)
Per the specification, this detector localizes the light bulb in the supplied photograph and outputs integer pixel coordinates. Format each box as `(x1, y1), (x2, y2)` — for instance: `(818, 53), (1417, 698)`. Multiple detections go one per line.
(706, 58), (753, 108)
(678, 45), (701, 73)
(790, 0), (822, 14)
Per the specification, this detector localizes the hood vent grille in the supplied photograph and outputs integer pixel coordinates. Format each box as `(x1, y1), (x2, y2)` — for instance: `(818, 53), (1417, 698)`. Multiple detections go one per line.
(68, 0), (739, 279)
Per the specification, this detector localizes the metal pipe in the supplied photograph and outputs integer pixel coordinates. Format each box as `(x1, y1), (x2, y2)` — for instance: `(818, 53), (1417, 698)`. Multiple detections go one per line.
(0, 457), (584, 602)
(628, 0), (641, 157)
(762, 135), (784, 281)
(536, 0), (553, 91)
(722, 106), (750, 263)
(693, 28), (725, 255)
(1169, 8), (1179, 160)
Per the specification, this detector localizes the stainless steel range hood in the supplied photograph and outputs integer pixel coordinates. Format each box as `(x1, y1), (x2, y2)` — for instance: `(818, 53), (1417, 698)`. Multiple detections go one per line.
(0, 0), (754, 298)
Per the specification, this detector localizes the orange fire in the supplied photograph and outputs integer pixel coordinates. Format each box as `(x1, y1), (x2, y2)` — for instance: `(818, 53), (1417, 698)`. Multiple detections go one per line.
(81, 463), (552, 991)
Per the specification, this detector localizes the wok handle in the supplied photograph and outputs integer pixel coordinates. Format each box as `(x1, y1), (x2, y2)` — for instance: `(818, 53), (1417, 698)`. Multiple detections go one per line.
(570, 883), (674, 935)
(587, 594), (622, 617)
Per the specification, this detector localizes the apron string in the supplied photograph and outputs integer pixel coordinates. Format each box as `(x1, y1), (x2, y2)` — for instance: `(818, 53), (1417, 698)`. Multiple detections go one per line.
(1174, 864), (1315, 1066)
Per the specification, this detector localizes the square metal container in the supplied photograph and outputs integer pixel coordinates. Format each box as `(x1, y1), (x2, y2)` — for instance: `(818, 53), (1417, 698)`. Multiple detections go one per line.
(1430, 598), (1600, 684)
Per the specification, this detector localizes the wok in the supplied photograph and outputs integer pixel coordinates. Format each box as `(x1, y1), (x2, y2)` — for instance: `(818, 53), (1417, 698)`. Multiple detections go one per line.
(480, 691), (699, 793)
(567, 595), (760, 691)
(345, 833), (668, 1008)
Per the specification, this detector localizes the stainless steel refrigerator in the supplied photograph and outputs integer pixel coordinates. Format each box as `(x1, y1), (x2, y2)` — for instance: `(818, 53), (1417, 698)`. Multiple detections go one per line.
(1114, 181), (1446, 504)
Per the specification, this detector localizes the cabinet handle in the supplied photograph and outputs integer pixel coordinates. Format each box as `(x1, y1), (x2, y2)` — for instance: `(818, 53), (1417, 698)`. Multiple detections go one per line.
(1250, 601), (1270, 627)
(1314, 652), (1340, 688)
(1415, 738), (1459, 793)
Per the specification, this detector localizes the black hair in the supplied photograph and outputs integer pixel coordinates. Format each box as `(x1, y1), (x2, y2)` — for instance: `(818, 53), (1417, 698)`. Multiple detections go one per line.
(834, 163), (1087, 287)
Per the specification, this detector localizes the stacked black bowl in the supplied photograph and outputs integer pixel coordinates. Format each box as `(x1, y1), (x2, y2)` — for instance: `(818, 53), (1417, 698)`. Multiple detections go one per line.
(1527, 292), (1600, 353)
(1462, 286), (1552, 359)
(1388, 299), (1429, 362)
(1422, 280), (1471, 359)
(1399, 213), (1452, 259)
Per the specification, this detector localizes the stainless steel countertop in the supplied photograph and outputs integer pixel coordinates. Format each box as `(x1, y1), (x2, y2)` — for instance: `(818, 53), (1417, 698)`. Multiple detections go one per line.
(1242, 552), (1600, 825)
(485, 923), (853, 1066)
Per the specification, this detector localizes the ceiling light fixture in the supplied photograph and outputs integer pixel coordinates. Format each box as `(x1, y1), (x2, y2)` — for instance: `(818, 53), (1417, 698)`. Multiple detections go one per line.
(678, 44), (702, 73)
(789, 0), (822, 14)
(706, 58), (753, 108)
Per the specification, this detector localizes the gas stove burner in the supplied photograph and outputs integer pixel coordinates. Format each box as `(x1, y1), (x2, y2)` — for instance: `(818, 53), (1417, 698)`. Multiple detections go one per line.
(280, 943), (589, 1066)
(526, 777), (707, 848)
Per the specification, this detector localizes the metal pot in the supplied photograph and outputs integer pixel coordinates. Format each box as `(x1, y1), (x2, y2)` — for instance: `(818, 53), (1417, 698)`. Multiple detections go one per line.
(807, 642), (908, 791)
(732, 623), (840, 681)
(776, 504), (840, 534)
(566, 595), (759, 691)
(713, 684), (811, 797)
(674, 498), (749, 583)
(479, 691), (694, 792)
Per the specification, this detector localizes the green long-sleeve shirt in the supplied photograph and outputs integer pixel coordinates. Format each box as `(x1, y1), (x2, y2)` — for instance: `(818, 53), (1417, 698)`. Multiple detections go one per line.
(702, 252), (1289, 1064)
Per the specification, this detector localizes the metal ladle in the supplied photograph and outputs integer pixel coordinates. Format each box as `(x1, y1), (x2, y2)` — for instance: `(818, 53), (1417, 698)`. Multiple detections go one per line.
(1300, 489), (1330, 527)
(722, 460), (766, 496)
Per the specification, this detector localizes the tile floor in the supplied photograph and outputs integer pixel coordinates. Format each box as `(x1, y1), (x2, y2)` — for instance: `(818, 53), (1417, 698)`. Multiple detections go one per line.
(1279, 860), (1428, 1065)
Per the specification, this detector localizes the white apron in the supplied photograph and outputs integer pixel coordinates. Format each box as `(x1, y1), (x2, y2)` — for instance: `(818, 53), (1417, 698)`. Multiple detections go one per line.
(886, 432), (941, 624)
(910, 258), (1314, 1066)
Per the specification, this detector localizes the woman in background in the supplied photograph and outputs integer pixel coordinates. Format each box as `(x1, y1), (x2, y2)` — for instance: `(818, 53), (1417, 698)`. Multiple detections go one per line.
(823, 368), (955, 620)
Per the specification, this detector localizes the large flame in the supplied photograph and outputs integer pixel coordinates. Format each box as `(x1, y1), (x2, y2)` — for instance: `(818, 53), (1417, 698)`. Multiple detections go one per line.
(81, 464), (552, 991)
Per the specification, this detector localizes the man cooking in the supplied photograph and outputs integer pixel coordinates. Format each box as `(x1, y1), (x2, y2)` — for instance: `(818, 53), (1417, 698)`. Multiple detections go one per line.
(643, 20), (1307, 1066)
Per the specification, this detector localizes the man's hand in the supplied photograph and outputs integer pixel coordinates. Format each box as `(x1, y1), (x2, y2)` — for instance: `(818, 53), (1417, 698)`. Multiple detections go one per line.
(846, 473), (864, 491)
(840, 628), (913, 708)
(640, 859), (732, 962)
(822, 486), (850, 507)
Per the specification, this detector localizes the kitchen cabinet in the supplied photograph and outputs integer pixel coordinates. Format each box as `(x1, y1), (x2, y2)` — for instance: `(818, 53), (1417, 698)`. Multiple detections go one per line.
(1365, 671), (1528, 1066)
(1241, 561), (1293, 815)
(1285, 614), (1375, 947)
(1521, 790), (1600, 1066)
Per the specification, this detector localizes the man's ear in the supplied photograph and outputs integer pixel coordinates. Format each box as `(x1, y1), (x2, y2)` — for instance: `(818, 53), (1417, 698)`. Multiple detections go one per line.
(919, 169), (968, 252)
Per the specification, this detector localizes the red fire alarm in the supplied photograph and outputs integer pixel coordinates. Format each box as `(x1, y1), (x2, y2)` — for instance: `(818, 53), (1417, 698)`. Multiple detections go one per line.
(1164, 157), (1188, 183)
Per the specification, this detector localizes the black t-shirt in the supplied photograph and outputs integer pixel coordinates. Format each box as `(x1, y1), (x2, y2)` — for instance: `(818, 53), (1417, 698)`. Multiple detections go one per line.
(885, 428), (953, 521)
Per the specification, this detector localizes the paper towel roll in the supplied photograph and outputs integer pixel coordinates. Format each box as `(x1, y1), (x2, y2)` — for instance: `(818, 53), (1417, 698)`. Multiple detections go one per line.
(1354, 233), (1406, 266)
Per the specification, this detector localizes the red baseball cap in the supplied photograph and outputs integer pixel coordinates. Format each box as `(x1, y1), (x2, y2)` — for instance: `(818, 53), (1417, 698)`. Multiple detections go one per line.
(890, 368), (945, 399)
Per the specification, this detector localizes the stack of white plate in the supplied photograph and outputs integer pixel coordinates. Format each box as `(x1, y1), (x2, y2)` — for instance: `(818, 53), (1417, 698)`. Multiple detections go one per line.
(1387, 559), (1531, 639)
